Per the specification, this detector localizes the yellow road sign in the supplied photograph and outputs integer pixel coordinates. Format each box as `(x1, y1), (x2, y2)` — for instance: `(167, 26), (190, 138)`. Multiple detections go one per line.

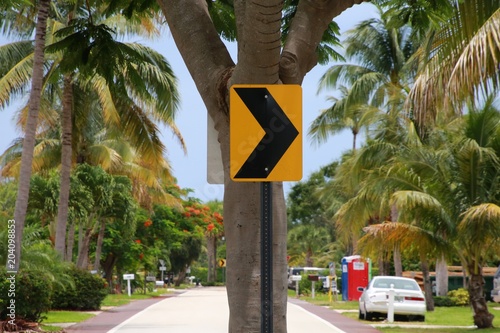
(230, 85), (302, 182)
(218, 259), (226, 267)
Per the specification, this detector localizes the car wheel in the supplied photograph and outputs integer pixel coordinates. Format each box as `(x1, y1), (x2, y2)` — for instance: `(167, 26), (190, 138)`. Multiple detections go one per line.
(416, 315), (425, 322)
(358, 308), (363, 320)
(363, 306), (373, 321)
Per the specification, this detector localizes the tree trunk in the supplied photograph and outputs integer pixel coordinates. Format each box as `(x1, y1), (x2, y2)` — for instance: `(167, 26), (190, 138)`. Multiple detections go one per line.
(420, 254), (434, 311)
(393, 244), (402, 276)
(102, 253), (117, 292)
(306, 247), (314, 267)
(93, 220), (106, 271)
(76, 227), (92, 269)
(78, 221), (83, 256)
(435, 254), (448, 296)
(65, 221), (75, 262)
(175, 266), (187, 287)
(9, 0), (51, 271)
(468, 265), (494, 328)
(55, 74), (74, 259)
(391, 204), (402, 276)
(156, 0), (367, 331)
(207, 235), (217, 283)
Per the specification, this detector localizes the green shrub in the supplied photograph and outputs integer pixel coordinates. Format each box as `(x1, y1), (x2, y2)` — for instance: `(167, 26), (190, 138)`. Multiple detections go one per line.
(51, 267), (108, 310)
(433, 295), (454, 307)
(298, 274), (325, 295)
(448, 288), (469, 306)
(0, 269), (53, 322)
(190, 267), (208, 282)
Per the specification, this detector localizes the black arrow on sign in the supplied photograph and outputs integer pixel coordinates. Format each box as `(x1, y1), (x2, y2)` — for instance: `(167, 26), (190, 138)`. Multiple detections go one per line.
(234, 87), (299, 179)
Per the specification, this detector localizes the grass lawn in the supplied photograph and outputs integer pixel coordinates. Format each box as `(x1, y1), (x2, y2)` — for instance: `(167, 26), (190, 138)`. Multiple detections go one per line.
(40, 311), (96, 332)
(42, 311), (96, 324)
(38, 287), (172, 331)
(102, 287), (170, 307)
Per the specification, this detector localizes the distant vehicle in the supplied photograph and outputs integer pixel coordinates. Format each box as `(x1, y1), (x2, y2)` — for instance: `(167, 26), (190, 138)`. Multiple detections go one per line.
(358, 276), (426, 322)
(287, 267), (328, 290)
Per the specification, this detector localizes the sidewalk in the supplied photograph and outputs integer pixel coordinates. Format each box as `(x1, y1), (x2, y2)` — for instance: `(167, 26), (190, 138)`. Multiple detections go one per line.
(64, 287), (380, 333)
(288, 298), (381, 333)
(66, 296), (169, 333)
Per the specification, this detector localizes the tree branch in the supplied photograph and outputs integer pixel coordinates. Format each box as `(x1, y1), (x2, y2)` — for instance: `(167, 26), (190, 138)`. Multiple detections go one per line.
(280, 0), (368, 84)
(156, 0), (234, 112)
(231, 0), (283, 84)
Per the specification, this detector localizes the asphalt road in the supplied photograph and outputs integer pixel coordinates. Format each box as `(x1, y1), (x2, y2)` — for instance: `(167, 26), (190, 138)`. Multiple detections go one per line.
(92, 287), (381, 333)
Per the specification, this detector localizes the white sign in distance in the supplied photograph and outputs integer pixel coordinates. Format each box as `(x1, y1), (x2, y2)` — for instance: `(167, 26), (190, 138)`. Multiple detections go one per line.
(123, 274), (135, 280)
(291, 275), (302, 281)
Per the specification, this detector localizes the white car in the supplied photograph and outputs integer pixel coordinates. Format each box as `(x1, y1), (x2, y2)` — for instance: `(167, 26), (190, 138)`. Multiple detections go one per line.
(358, 276), (426, 321)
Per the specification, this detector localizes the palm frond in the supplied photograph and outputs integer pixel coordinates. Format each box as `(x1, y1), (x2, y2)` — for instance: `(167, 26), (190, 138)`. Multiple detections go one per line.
(0, 40), (34, 108)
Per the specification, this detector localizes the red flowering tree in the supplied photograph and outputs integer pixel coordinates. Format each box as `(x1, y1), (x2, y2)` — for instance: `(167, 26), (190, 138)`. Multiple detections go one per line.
(183, 200), (224, 283)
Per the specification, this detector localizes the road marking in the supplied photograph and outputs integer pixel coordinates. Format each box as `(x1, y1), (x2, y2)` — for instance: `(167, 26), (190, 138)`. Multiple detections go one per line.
(106, 298), (169, 333)
(288, 302), (348, 333)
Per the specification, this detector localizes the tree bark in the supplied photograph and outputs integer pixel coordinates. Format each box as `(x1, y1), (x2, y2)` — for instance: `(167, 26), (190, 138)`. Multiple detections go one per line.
(55, 75), (74, 259)
(9, 0), (51, 271)
(93, 220), (106, 272)
(390, 205), (402, 276)
(435, 254), (448, 296)
(207, 235), (217, 283)
(175, 265), (188, 287)
(467, 265), (494, 328)
(280, 0), (366, 85)
(420, 254), (434, 311)
(76, 227), (92, 269)
(393, 244), (402, 276)
(65, 221), (75, 261)
(102, 253), (117, 292)
(156, 0), (369, 331)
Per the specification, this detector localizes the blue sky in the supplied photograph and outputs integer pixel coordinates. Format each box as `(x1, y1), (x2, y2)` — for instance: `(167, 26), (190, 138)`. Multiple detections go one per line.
(0, 3), (377, 202)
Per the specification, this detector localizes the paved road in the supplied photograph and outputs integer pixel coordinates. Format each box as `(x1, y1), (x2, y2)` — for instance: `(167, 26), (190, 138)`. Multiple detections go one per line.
(74, 287), (379, 333)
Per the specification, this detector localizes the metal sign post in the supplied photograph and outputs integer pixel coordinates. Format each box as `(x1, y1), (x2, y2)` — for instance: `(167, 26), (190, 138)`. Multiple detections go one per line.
(230, 84), (302, 333)
(261, 182), (273, 333)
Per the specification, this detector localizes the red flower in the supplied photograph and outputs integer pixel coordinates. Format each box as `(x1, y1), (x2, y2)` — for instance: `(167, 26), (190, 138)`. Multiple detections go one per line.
(135, 239), (141, 244)
(144, 219), (153, 227)
(207, 223), (215, 232)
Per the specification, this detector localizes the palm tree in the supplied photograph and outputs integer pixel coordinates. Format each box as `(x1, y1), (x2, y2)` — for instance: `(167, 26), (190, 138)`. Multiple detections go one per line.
(355, 97), (500, 328)
(287, 224), (330, 267)
(317, 3), (420, 116)
(0, 6), (182, 259)
(312, 4), (424, 273)
(359, 221), (450, 311)
(408, 0), (500, 127)
(308, 86), (381, 151)
(6, 0), (51, 271)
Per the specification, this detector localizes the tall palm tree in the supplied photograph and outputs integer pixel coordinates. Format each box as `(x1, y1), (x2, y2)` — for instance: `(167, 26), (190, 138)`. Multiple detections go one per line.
(0, 6), (182, 258)
(317, 3), (420, 115)
(355, 97), (500, 328)
(408, 0), (500, 127)
(287, 224), (330, 267)
(308, 86), (381, 151)
(313, 4), (424, 273)
(4, 0), (51, 271)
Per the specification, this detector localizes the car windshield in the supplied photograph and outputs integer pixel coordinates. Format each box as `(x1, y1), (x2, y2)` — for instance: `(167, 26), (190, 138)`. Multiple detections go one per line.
(372, 278), (420, 291)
